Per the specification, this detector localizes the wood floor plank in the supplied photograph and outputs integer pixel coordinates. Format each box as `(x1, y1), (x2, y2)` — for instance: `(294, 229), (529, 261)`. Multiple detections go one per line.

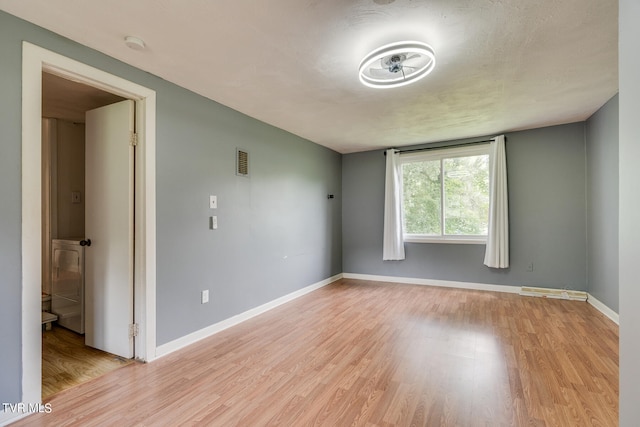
(41, 325), (134, 399)
(13, 279), (618, 426)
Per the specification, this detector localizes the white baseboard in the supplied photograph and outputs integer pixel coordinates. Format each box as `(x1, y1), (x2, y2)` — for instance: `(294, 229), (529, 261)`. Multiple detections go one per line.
(0, 409), (30, 427)
(587, 293), (619, 325)
(342, 273), (521, 294)
(148, 272), (621, 360)
(343, 273), (620, 325)
(155, 274), (343, 358)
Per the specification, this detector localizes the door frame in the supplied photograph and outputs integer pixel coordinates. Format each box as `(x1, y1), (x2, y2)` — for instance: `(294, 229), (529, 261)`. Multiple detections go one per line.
(21, 42), (157, 405)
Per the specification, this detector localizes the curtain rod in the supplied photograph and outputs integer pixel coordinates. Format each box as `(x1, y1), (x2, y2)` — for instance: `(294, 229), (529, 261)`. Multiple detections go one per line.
(384, 138), (494, 155)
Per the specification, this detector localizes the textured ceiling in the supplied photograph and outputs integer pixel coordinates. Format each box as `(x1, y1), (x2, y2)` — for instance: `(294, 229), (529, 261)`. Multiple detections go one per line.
(0, 0), (618, 153)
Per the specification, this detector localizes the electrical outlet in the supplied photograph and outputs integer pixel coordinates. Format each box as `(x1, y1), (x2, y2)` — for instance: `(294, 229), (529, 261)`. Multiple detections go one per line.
(201, 290), (209, 304)
(71, 191), (81, 204)
(210, 216), (218, 230)
(526, 262), (534, 272)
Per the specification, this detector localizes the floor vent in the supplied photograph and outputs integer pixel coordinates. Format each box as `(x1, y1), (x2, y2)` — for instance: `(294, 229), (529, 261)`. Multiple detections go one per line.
(236, 148), (249, 177)
(520, 286), (587, 301)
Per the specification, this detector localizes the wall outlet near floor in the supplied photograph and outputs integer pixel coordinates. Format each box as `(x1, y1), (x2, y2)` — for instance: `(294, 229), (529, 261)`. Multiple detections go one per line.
(201, 290), (209, 304)
(526, 262), (534, 272)
(71, 191), (81, 204)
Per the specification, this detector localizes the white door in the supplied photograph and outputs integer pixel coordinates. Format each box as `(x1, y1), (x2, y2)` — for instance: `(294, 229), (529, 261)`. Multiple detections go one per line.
(84, 100), (135, 359)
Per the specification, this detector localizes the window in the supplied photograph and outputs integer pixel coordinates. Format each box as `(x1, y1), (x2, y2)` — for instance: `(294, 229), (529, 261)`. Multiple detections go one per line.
(400, 144), (490, 243)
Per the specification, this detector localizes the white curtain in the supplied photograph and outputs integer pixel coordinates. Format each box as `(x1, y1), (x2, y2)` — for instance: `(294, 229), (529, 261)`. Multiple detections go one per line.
(383, 149), (405, 260)
(484, 135), (509, 268)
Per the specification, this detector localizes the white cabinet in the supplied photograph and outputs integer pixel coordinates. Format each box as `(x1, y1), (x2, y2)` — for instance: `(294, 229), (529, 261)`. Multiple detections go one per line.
(51, 239), (85, 334)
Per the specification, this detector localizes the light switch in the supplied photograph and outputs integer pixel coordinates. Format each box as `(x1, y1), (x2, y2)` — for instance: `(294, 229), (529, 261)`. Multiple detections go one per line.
(209, 195), (217, 209)
(201, 290), (209, 304)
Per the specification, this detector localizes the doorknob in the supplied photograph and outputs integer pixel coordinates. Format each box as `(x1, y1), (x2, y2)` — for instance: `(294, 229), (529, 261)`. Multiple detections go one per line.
(80, 239), (92, 247)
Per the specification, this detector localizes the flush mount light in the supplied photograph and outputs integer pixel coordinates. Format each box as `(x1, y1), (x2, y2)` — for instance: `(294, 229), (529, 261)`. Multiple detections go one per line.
(358, 41), (436, 89)
(124, 36), (146, 51)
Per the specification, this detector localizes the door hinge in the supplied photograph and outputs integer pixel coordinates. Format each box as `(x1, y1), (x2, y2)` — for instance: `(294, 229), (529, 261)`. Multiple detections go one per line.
(129, 323), (139, 338)
(130, 132), (138, 147)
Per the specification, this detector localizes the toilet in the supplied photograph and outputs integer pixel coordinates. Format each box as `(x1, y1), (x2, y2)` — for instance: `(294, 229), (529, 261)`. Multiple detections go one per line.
(42, 293), (57, 331)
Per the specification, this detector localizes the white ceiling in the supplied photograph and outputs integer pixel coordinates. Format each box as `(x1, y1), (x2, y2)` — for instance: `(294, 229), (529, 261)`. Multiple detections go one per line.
(1, 0), (618, 153)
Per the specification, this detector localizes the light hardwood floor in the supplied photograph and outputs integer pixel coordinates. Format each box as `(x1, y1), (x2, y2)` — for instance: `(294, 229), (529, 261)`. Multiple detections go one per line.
(42, 325), (134, 399)
(14, 279), (618, 426)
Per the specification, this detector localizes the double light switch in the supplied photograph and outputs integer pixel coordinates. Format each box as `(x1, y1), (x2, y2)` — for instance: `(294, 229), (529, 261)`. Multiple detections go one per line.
(209, 195), (217, 229)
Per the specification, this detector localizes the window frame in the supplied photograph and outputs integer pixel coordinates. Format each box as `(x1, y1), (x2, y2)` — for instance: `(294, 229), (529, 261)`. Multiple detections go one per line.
(399, 144), (491, 244)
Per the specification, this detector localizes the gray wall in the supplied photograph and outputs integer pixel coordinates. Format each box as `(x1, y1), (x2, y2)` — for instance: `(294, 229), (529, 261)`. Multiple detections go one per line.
(156, 93), (342, 343)
(619, 0), (640, 424)
(585, 95), (619, 312)
(343, 123), (587, 290)
(0, 11), (341, 405)
(0, 11), (23, 410)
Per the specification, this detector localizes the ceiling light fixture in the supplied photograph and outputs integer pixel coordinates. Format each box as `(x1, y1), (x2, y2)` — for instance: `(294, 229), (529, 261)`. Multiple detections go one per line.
(358, 41), (436, 89)
(124, 36), (146, 51)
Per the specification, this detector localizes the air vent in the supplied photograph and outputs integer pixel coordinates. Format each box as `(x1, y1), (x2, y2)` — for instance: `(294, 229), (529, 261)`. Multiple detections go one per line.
(519, 286), (587, 301)
(236, 148), (249, 177)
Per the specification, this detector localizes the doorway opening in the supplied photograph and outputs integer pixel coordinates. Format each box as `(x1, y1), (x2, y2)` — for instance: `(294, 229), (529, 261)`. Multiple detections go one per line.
(21, 42), (157, 405)
(41, 72), (135, 398)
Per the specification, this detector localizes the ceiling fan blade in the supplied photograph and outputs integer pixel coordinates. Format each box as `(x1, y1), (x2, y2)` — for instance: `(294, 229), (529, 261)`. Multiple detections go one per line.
(403, 56), (426, 67)
(369, 67), (392, 77)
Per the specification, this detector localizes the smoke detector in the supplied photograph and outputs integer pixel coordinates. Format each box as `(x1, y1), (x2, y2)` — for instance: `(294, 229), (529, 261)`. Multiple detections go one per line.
(124, 36), (146, 51)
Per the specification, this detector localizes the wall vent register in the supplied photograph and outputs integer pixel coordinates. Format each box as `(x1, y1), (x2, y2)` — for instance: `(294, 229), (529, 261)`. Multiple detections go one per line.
(237, 148), (249, 177)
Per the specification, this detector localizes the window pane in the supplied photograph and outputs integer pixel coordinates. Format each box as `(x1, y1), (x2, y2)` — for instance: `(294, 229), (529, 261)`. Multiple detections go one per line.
(443, 155), (489, 235)
(402, 161), (441, 234)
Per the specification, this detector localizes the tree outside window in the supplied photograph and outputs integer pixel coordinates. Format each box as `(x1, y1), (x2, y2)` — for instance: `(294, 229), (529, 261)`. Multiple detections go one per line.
(401, 145), (490, 242)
